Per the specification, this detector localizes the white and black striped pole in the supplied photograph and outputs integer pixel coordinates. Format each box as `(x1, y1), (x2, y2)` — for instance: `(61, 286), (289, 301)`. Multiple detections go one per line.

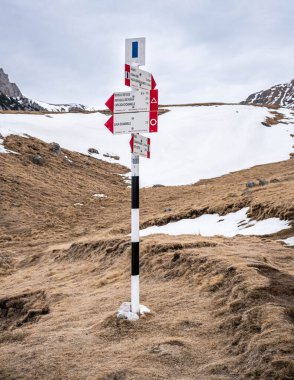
(131, 148), (140, 314)
(105, 37), (155, 319)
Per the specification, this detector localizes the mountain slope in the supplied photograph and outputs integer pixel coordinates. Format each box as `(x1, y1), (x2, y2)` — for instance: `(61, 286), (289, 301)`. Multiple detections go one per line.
(0, 134), (293, 379)
(0, 68), (94, 112)
(243, 79), (294, 109)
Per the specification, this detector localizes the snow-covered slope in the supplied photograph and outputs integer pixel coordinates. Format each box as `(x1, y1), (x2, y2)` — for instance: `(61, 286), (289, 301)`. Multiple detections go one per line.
(31, 100), (97, 113)
(1, 105), (293, 187)
(244, 79), (294, 109)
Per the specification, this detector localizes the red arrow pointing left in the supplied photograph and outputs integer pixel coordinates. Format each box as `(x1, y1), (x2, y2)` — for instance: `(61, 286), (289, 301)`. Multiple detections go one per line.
(105, 94), (114, 113)
(104, 115), (114, 134)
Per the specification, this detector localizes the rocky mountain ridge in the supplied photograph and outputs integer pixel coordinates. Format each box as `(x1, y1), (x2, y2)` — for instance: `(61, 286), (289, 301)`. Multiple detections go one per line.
(243, 78), (294, 109)
(0, 68), (93, 112)
(0, 68), (23, 98)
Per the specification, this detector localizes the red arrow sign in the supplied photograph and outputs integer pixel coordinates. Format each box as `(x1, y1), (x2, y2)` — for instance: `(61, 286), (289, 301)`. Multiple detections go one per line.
(130, 134), (150, 159)
(105, 89), (158, 113)
(125, 64), (156, 90)
(104, 111), (158, 135)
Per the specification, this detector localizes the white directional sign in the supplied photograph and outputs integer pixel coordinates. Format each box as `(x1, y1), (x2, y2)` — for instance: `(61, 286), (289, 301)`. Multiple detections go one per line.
(125, 37), (145, 66)
(130, 133), (150, 158)
(105, 111), (158, 135)
(125, 64), (156, 90)
(105, 89), (158, 113)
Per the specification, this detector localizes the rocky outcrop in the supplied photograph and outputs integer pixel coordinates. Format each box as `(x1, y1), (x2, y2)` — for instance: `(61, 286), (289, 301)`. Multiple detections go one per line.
(243, 79), (294, 109)
(0, 92), (45, 111)
(0, 68), (22, 98)
(0, 67), (93, 112)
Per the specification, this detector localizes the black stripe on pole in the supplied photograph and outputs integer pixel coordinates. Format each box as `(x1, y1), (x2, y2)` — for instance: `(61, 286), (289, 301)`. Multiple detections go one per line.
(131, 242), (139, 275)
(132, 176), (139, 209)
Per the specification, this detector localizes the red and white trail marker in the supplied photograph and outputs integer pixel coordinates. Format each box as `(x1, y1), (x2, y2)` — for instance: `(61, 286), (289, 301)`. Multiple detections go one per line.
(105, 111), (158, 135)
(105, 89), (158, 114)
(125, 64), (156, 90)
(130, 133), (150, 159)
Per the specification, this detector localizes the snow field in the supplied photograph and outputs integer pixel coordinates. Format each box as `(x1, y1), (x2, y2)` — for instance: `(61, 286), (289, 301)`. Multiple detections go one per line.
(0, 105), (293, 187)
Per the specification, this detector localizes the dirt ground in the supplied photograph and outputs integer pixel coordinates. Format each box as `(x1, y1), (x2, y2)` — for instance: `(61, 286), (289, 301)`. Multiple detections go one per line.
(1, 135), (294, 379)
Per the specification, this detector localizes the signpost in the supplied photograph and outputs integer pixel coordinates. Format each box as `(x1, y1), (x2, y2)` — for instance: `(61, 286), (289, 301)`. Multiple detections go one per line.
(130, 133), (151, 158)
(105, 89), (158, 113)
(105, 111), (158, 134)
(125, 64), (156, 90)
(125, 37), (145, 66)
(104, 37), (158, 319)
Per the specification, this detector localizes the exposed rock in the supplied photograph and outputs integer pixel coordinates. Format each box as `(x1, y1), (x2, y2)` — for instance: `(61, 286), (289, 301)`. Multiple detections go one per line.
(0, 68), (90, 112)
(0, 92), (45, 112)
(258, 179), (268, 186)
(242, 79), (294, 109)
(88, 148), (99, 155)
(103, 153), (120, 160)
(246, 181), (256, 188)
(164, 208), (172, 212)
(49, 143), (61, 156)
(0, 68), (22, 98)
(153, 184), (165, 188)
(31, 154), (45, 166)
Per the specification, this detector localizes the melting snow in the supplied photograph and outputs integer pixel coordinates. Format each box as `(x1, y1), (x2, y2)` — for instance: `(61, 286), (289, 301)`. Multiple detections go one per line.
(1, 105), (293, 186)
(93, 193), (107, 198)
(117, 302), (151, 321)
(280, 237), (294, 246)
(140, 208), (290, 238)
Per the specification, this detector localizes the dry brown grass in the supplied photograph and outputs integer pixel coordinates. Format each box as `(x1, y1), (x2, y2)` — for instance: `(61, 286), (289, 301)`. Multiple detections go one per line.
(262, 111), (286, 127)
(0, 135), (294, 379)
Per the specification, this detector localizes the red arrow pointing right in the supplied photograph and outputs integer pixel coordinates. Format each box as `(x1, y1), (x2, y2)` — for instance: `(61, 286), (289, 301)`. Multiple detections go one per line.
(104, 116), (114, 134)
(129, 134), (134, 152)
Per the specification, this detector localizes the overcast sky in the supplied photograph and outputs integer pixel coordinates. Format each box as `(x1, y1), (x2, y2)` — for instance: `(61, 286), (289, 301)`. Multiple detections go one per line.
(1, 0), (293, 106)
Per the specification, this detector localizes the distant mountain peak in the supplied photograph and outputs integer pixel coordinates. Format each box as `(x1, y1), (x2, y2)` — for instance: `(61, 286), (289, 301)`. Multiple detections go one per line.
(243, 79), (294, 109)
(0, 68), (23, 98)
(0, 67), (95, 112)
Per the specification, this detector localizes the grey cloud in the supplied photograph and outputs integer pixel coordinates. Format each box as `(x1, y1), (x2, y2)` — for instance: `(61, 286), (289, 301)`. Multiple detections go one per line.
(0, 0), (293, 105)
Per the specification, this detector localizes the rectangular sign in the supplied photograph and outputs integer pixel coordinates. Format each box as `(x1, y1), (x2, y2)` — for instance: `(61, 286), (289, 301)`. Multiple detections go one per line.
(105, 111), (158, 135)
(105, 89), (158, 113)
(125, 64), (156, 90)
(125, 37), (145, 66)
(130, 134), (150, 158)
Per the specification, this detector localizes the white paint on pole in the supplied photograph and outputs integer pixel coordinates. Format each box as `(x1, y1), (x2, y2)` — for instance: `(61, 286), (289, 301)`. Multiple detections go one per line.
(131, 275), (140, 314)
(131, 153), (139, 176)
(125, 37), (145, 66)
(131, 209), (140, 242)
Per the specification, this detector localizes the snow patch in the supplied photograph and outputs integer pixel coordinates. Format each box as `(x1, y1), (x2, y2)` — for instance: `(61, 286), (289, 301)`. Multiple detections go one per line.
(280, 237), (294, 246)
(140, 208), (290, 238)
(93, 193), (107, 198)
(117, 302), (151, 321)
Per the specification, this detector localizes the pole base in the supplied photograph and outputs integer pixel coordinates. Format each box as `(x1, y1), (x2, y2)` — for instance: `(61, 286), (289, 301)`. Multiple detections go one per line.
(117, 302), (151, 321)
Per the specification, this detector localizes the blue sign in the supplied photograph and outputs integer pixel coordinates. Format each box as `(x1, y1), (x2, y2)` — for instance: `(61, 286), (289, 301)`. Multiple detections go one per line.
(132, 41), (139, 59)
(125, 37), (145, 66)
